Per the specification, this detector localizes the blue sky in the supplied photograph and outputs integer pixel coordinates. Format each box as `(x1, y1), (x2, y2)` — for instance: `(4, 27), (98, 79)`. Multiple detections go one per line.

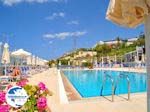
(0, 0), (144, 60)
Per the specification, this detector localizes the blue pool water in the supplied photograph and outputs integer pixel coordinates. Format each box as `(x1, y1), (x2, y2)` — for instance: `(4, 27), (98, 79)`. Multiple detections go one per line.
(63, 70), (147, 98)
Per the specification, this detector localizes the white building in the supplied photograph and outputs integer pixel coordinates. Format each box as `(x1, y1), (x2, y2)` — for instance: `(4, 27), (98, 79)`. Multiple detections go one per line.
(126, 37), (138, 46)
(94, 37), (138, 47)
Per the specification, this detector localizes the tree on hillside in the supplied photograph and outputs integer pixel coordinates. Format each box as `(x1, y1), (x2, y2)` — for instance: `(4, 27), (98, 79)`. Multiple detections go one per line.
(133, 34), (145, 46)
(116, 36), (122, 49)
(94, 43), (111, 58)
(116, 36), (121, 42)
(78, 48), (89, 51)
(138, 34), (145, 46)
(102, 44), (111, 54)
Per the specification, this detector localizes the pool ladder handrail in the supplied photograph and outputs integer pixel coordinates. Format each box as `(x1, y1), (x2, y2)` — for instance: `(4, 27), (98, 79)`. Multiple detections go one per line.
(114, 74), (130, 100)
(100, 73), (115, 102)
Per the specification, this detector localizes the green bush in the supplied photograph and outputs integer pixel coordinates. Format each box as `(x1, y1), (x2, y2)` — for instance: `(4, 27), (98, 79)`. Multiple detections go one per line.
(82, 62), (93, 68)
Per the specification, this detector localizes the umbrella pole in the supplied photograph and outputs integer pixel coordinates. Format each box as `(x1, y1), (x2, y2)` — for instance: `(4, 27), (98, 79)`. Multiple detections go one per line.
(145, 14), (150, 112)
(5, 63), (6, 76)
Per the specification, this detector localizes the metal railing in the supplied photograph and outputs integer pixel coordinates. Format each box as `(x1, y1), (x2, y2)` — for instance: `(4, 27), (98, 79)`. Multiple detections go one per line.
(114, 74), (130, 100)
(100, 72), (115, 102)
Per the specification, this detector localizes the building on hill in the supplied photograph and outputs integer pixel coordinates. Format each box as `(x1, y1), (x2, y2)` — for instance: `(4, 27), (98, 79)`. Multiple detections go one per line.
(126, 37), (138, 46)
(95, 39), (123, 46)
(103, 40), (123, 45)
(59, 50), (97, 66)
(72, 51), (97, 66)
(94, 37), (138, 47)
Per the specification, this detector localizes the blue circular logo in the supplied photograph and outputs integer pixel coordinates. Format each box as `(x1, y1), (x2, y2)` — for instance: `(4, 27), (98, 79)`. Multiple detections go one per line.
(6, 86), (29, 108)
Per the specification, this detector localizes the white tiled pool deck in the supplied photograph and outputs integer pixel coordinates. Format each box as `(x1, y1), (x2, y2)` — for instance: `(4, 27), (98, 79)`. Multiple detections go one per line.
(28, 68), (147, 112)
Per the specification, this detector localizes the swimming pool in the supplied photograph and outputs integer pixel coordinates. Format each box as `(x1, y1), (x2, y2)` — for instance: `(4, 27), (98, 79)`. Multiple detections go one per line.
(63, 70), (147, 98)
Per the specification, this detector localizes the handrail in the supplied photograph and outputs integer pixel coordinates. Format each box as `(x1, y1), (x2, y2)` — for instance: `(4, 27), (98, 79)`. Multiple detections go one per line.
(114, 74), (130, 100)
(100, 72), (115, 102)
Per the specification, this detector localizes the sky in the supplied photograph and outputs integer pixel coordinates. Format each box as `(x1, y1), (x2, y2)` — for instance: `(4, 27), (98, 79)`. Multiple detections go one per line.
(0, 0), (144, 60)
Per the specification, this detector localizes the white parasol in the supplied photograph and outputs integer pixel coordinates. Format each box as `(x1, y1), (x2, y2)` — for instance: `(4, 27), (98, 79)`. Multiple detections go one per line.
(1, 43), (10, 75)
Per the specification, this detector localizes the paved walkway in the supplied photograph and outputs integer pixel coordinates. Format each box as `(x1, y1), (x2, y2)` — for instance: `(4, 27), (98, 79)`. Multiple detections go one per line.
(28, 68), (147, 112)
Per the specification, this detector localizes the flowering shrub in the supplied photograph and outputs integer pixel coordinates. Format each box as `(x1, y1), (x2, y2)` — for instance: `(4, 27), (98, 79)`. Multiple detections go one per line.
(0, 91), (10, 112)
(7, 85), (13, 90)
(0, 105), (10, 112)
(0, 79), (52, 112)
(0, 91), (6, 105)
(38, 82), (47, 91)
(37, 97), (47, 111)
(16, 79), (29, 87)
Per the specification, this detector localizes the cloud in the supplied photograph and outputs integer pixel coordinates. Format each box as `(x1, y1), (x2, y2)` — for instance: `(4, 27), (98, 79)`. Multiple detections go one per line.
(46, 12), (65, 20)
(1, 0), (67, 6)
(67, 20), (79, 25)
(43, 31), (87, 40)
(49, 41), (53, 44)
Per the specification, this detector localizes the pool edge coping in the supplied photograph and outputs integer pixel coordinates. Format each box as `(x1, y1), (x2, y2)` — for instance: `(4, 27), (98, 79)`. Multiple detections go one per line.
(57, 69), (69, 104)
(62, 67), (146, 74)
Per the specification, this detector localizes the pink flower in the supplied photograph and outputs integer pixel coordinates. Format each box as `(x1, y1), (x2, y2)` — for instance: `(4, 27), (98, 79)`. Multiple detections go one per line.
(0, 105), (10, 112)
(21, 79), (29, 82)
(38, 82), (47, 91)
(0, 91), (6, 105)
(7, 85), (13, 90)
(16, 79), (28, 87)
(37, 97), (47, 110)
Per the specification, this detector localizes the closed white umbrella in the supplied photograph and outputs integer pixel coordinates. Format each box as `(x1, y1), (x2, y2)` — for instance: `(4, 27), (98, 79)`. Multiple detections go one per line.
(2, 43), (10, 64)
(39, 59), (45, 66)
(40, 59), (45, 66)
(44, 59), (48, 66)
(1, 43), (10, 75)
(106, 0), (150, 111)
(27, 55), (32, 65)
(38, 58), (41, 65)
(41, 59), (44, 65)
(39, 58), (42, 65)
(59, 61), (61, 66)
(32, 55), (36, 66)
(39, 58), (41, 66)
(41, 59), (44, 66)
(36, 57), (40, 65)
(38, 58), (41, 66)
(35, 56), (39, 66)
(38, 58), (40, 65)
(68, 61), (70, 66)
(35, 57), (37, 65)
